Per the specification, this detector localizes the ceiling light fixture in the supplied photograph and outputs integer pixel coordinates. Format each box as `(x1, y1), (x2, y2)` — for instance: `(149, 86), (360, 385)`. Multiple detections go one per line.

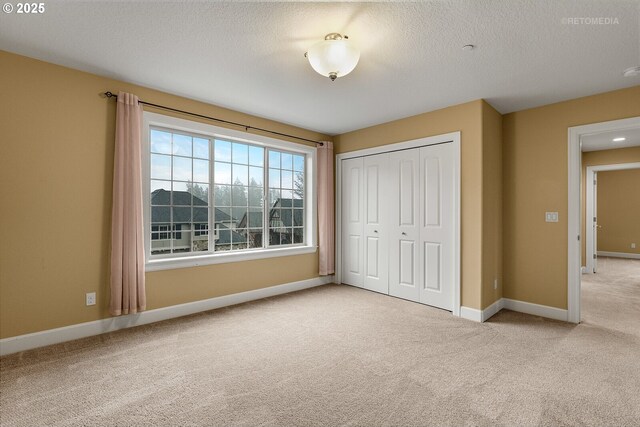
(305, 33), (360, 81)
(623, 66), (640, 77)
(612, 137), (626, 142)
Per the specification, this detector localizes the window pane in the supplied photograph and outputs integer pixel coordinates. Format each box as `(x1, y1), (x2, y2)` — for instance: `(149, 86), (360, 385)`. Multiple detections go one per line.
(151, 154), (171, 180)
(248, 229), (263, 248)
(269, 169), (280, 188)
(172, 228), (192, 253)
(173, 156), (191, 181)
(193, 138), (209, 159)
(193, 159), (209, 183)
(214, 185), (231, 206)
(293, 227), (304, 244)
(215, 207), (232, 224)
(293, 209), (304, 226)
(214, 162), (231, 184)
(172, 187), (191, 206)
(249, 166), (263, 187)
(173, 207), (191, 223)
(151, 180), (171, 205)
(269, 151), (280, 169)
(249, 146), (264, 166)
(173, 134), (192, 157)
(247, 208), (263, 228)
(189, 183), (209, 204)
(268, 189), (280, 209)
(232, 143), (249, 164)
(269, 229), (281, 246)
(150, 129), (172, 154)
(193, 207), (208, 224)
(248, 187), (263, 207)
(193, 236), (208, 252)
(281, 170), (293, 189)
(232, 186), (248, 207)
(293, 155), (304, 172)
(293, 171), (304, 198)
(215, 140), (232, 162)
(281, 189), (293, 200)
(281, 153), (293, 171)
(232, 206), (247, 222)
(152, 206), (170, 223)
(232, 164), (248, 186)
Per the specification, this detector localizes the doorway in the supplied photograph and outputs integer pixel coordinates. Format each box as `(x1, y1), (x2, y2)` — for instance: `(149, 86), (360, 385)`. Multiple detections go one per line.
(567, 116), (640, 323)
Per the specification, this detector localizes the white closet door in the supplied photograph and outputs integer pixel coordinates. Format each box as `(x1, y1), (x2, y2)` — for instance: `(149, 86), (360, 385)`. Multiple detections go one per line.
(341, 157), (364, 287)
(363, 153), (390, 294)
(419, 143), (454, 310)
(388, 149), (421, 302)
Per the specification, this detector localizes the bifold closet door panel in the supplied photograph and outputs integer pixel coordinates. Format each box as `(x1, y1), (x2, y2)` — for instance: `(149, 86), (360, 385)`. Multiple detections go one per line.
(341, 157), (364, 287)
(388, 148), (421, 302)
(419, 143), (454, 310)
(363, 153), (390, 294)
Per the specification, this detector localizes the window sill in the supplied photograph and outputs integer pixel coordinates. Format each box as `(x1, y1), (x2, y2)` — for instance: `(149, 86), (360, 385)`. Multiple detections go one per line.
(145, 245), (318, 272)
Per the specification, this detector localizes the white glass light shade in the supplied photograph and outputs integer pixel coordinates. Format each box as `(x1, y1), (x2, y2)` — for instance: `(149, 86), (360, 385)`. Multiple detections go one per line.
(306, 35), (360, 80)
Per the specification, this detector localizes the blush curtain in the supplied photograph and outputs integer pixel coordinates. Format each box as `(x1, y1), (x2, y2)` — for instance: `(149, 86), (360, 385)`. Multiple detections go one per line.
(317, 141), (335, 276)
(110, 92), (146, 316)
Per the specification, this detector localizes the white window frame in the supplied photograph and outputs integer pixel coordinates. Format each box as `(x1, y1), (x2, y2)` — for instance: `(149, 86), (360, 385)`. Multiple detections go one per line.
(142, 111), (317, 272)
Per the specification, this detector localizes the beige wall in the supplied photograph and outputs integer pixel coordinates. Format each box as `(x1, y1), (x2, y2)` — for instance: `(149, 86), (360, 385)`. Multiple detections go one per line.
(503, 86), (640, 309)
(581, 147), (640, 264)
(335, 100), (486, 310)
(481, 102), (503, 309)
(596, 168), (640, 255)
(0, 51), (330, 339)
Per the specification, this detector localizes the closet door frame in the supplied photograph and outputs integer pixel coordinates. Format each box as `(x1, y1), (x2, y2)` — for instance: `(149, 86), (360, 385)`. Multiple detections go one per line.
(335, 132), (461, 317)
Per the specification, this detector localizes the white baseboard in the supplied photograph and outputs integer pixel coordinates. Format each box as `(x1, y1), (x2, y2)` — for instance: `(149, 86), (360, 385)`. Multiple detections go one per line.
(460, 306), (482, 322)
(502, 298), (568, 322)
(0, 276), (334, 356)
(461, 297), (566, 323)
(461, 298), (504, 323)
(598, 251), (640, 260)
(481, 298), (505, 322)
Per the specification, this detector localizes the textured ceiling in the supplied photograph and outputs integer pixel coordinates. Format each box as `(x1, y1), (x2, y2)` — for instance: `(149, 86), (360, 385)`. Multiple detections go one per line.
(1, 0), (639, 134)
(582, 127), (640, 152)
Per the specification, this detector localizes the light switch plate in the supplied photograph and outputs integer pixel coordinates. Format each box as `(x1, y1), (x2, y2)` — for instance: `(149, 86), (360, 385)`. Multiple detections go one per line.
(545, 212), (559, 222)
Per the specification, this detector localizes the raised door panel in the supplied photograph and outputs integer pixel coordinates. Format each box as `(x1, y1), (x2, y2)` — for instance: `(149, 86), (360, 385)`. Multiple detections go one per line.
(341, 157), (364, 287)
(363, 153), (390, 294)
(419, 143), (454, 310)
(388, 149), (420, 302)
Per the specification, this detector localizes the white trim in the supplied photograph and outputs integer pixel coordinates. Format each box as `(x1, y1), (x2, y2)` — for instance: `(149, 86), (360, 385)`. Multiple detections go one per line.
(460, 306), (482, 322)
(146, 245), (317, 272)
(460, 299), (504, 322)
(141, 111), (318, 271)
(481, 298), (505, 322)
(585, 162), (640, 274)
(567, 116), (640, 324)
(598, 251), (640, 260)
(502, 298), (568, 322)
(334, 131), (462, 317)
(0, 276), (333, 356)
(462, 298), (566, 323)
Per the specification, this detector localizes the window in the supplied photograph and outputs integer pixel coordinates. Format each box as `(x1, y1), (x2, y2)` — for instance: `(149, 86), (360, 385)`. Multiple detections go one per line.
(143, 112), (316, 270)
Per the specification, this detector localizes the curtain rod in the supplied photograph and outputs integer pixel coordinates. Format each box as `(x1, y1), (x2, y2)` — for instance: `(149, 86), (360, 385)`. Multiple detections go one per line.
(103, 92), (323, 146)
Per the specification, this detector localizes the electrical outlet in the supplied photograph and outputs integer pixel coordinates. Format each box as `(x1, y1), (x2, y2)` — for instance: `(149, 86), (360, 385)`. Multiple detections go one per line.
(545, 212), (559, 222)
(86, 292), (96, 306)
(632, 243), (637, 249)
(494, 279), (498, 290)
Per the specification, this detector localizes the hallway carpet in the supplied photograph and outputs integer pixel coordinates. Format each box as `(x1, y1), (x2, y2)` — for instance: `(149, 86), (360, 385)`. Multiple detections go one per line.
(1, 262), (639, 426)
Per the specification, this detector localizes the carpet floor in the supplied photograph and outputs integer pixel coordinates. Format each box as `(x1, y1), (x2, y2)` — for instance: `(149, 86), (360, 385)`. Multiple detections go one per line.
(1, 260), (639, 426)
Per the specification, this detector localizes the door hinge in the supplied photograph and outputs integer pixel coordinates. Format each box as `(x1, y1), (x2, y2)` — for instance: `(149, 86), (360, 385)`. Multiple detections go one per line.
(593, 216), (597, 222)
(577, 235), (580, 241)
(593, 254), (597, 259)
